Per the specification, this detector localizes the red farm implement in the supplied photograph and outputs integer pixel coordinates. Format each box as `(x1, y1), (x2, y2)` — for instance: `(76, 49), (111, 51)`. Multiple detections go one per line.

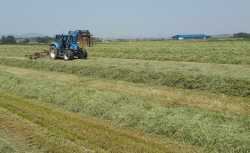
(25, 50), (49, 59)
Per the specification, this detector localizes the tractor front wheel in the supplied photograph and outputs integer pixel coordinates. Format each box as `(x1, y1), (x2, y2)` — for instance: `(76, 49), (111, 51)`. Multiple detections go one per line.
(49, 46), (58, 60)
(78, 48), (87, 59)
(63, 50), (73, 61)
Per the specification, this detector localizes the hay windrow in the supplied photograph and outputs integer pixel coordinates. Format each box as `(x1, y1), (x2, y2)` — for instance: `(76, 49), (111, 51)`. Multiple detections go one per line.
(0, 71), (250, 152)
(0, 57), (249, 97)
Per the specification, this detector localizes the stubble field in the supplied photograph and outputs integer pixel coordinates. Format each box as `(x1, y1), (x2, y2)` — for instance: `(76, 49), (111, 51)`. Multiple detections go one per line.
(0, 40), (250, 152)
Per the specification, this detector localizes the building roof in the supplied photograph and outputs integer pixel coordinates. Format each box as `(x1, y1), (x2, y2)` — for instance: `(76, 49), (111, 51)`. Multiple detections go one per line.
(171, 34), (212, 39)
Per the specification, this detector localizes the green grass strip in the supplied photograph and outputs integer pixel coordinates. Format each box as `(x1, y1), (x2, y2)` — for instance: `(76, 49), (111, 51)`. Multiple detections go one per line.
(0, 103), (87, 148)
(1, 89), (192, 153)
(0, 57), (250, 97)
(0, 135), (17, 153)
(1, 41), (250, 65)
(0, 71), (249, 152)
(88, 41), (250, 65)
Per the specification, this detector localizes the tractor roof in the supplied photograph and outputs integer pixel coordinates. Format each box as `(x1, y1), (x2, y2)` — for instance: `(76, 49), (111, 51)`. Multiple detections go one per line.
(55, 34), (69, 37)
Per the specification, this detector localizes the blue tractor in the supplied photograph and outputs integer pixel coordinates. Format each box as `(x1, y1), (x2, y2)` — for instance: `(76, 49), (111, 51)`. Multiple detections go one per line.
(49, 30), (93, 61)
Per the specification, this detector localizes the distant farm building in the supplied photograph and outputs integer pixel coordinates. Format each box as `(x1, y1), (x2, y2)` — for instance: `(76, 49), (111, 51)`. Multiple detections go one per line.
(171, 34), (212, 40)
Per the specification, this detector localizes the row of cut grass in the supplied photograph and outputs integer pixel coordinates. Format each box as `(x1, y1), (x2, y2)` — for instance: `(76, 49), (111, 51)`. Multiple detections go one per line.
(1, 41), (250, 65)
(1, 65), (249, 117)
(0, 88), (199, 153)
(0, 57), (249, 97)
(0, 133), (17, 153)
(0, 45), (47, 57)
(0, 71), (249, 152)
(87, 41), (250, 65)
(0, 106), (93, 153)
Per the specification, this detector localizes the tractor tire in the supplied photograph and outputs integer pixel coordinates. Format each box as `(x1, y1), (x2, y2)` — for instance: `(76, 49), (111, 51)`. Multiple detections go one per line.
(63, 50), (73, 61)
(78, 48), (87, 59)
(49, 46), (58, 60)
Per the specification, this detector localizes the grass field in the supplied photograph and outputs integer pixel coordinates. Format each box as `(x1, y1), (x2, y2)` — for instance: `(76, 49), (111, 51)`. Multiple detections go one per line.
(0, 40), (250, 152)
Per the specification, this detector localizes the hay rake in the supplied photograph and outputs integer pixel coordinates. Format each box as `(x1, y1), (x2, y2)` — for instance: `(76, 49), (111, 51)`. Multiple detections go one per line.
(25, 50), (49, 59)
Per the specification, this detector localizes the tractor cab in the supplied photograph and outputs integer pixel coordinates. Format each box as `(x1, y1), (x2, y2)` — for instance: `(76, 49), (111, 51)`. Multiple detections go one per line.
(54, 34), (80, 51)
(55, 34), (68, 49)
(55, 34), (79, 50)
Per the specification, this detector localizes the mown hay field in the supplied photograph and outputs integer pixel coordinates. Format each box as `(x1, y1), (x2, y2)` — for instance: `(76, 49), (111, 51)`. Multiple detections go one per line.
(0, 40), (250, 153)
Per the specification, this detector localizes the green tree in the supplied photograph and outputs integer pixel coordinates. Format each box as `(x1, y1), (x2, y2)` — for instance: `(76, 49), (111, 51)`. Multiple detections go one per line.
(21, 38), (30, 43)
(37, 37), (46, 43)
(233, 32), (250, 38)
(1, 35), (16, 44)
(37, 36), (54, 43)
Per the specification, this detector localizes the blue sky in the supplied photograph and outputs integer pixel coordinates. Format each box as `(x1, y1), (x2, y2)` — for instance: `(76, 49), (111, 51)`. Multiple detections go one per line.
(0, 0), (249, 39)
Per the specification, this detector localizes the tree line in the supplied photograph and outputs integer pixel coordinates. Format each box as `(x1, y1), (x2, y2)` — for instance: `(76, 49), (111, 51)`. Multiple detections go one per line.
(232, 32), (250, 38)
(36, 36), (55, 43)
(1, 36), (16, 43)
(0, 35), (55, 44)
(1, 35), (101, 44)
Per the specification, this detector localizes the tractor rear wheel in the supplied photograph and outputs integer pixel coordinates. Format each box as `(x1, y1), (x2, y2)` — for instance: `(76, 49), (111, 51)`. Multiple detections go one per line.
(78, 48), (87, 59)
(63, 50), (73, 61)
(49, 46), (58, 60)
